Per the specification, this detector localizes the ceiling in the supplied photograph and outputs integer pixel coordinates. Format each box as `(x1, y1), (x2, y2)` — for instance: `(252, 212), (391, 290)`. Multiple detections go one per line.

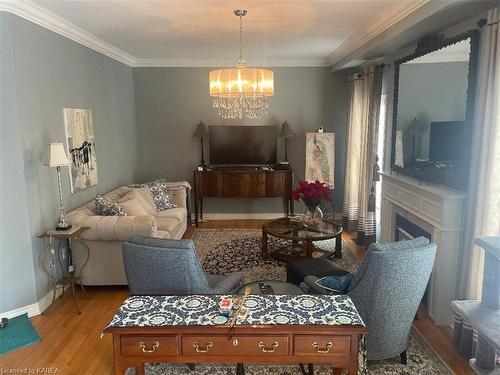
(2, 0), (496, 68)
(33, 0), (400, 66)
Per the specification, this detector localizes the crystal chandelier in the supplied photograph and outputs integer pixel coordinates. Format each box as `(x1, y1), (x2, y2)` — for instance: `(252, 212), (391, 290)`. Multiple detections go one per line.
(209, 10), (274, 119)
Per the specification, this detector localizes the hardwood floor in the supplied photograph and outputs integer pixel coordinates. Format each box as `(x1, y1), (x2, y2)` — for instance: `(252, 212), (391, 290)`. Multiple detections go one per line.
(1, 220), (472, 375)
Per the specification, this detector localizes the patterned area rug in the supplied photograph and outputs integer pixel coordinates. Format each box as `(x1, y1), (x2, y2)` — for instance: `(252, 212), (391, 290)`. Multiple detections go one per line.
(193, 229), (359, 284)
(142, 229), (453, 375)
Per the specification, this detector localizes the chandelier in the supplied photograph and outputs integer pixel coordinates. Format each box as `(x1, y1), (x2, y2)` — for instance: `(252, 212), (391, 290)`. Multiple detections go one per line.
(209, 10), (274, 119)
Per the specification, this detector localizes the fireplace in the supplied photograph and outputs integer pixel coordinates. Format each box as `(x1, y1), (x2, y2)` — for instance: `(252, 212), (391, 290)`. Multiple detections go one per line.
(380, 172), (467, 326)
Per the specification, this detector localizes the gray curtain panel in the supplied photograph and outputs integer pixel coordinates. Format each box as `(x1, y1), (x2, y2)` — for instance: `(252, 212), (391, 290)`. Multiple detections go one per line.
(458, 7), (500, 301)
(342, 65), (384, 248)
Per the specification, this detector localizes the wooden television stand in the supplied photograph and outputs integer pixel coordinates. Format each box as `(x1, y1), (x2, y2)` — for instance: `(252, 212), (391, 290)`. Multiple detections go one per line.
(193, 167), (294, 225)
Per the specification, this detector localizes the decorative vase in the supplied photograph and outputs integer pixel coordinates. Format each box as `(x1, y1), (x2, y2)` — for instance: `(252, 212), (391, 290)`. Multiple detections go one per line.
(302, 205), (323, 227)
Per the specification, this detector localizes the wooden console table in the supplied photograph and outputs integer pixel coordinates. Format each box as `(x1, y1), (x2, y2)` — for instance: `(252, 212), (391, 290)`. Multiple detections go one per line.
(193, 168), (294, 225)
(104, 295), (366, 375)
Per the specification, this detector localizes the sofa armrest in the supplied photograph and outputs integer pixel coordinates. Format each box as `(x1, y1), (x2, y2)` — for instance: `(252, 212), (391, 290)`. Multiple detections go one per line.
(68, 214), (157, 241)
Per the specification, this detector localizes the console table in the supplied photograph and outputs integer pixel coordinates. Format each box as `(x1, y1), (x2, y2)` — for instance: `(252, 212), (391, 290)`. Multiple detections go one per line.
(193, 168), (294, 225)
(103, 294), (366, 375)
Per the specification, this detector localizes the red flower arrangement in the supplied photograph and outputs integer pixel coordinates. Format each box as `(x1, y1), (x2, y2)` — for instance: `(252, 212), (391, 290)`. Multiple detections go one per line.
(292, 180), (332, 211)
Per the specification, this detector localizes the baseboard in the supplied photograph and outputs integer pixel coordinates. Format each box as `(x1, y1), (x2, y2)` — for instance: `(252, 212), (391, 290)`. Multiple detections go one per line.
(201, 212), (285, 220)
(0, 287), (62, 319)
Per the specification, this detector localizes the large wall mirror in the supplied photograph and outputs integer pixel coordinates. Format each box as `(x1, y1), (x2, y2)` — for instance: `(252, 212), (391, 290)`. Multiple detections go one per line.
(390, 30), (479, 190)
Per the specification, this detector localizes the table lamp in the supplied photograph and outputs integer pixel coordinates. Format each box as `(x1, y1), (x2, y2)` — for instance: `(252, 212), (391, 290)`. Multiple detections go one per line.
(278, 121), (296, 164)
(49, 142), (72, 231)
(193, 121), (209, 168)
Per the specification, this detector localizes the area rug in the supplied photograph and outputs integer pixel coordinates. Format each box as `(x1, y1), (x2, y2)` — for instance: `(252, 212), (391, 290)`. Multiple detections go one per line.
(0, 313), (41, 355)
(193, 229), (359, 284)
(143, 229), (453, 375)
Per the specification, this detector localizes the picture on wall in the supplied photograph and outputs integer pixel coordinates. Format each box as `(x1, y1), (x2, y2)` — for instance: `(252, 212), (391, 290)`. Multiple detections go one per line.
(305, 132), (335, 188)
(63, 108), (98, 193)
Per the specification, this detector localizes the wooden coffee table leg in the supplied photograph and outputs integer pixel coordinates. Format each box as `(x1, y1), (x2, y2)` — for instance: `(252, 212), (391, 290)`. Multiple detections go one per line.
(334, 231), (343, 259)
(261, 231), (269, 260)
(305, 240), (313, 258)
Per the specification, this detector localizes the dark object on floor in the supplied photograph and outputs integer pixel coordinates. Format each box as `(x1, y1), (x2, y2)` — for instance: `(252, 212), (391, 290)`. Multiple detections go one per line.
(122, 235), (244, 295)
(291, 237), (437, 363)
(0, 318), (8, 328)
(287, 256), (349, 285)
(400, 350), (408, 365)
(0, 313), (41, 355)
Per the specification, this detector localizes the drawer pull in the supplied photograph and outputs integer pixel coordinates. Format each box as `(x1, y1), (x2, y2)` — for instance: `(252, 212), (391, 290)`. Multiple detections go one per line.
(312, 341), (333, 354)
(192, 341), (213, 353)
(138, 341), (159, 353)
(258, 341), (279, 353)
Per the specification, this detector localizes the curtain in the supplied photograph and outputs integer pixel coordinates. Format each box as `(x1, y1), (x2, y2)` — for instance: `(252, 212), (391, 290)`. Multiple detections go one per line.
(458, 8), (500, 301)
(343, 65), (384, 248)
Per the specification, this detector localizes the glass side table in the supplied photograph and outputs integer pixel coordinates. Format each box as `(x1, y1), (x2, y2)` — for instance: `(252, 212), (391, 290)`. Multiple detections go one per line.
(39, 226), (90, 314)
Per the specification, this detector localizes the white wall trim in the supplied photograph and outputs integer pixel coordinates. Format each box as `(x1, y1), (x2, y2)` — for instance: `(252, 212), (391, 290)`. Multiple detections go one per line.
(0, 0), (136, 66)
(133, 57), (330, 68)
(327, 0), (433, 67)
(0, 287), (62, 319)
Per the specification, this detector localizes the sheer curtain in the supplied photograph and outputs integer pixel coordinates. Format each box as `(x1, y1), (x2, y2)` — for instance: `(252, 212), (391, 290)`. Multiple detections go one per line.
(459, 7), (500, 300)
(343, 65), (384, 247)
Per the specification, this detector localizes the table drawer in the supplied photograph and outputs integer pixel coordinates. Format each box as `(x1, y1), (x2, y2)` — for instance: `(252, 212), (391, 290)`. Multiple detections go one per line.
(293, 335), (350, 356)
(121, 335), (178, 356)
(181, 335), (289, 356)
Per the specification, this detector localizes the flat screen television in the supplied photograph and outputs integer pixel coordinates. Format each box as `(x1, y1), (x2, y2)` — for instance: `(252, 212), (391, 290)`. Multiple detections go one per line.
(209, 125), (277, 165)
(429, 121), (465, 162)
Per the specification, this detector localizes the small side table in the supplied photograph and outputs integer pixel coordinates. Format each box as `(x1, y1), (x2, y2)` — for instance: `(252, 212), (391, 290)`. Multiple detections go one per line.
(39, 227), (90, 314)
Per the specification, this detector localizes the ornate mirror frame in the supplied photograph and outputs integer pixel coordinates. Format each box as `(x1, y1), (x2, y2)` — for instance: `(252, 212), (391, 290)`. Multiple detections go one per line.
(390, 29), (480, 190)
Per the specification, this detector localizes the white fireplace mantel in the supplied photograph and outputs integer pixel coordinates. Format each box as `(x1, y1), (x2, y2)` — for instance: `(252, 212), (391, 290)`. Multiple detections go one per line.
(380, 172), (467, 326)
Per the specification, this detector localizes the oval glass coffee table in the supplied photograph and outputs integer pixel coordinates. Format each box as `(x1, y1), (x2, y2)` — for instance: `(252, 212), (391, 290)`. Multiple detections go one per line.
(239, 280), (304, 295)
(261, 217), (343, 262)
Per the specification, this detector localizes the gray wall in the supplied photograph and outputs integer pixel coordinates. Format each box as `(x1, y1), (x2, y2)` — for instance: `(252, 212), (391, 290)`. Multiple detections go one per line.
(134, 67), (351, 214)
(0, 12), (138, 312)
(398, 61), (468, 159)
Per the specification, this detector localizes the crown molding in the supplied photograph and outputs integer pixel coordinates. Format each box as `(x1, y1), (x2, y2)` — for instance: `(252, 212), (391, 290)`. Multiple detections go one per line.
(327, 0), (439, 68)
(133, 57), (330, 68)
(0, 0), (136, 66)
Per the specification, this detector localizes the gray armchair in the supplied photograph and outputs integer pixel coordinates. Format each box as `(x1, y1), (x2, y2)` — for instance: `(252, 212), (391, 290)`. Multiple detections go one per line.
(122, 235), (244, 295)
(299, 237), (436, 363)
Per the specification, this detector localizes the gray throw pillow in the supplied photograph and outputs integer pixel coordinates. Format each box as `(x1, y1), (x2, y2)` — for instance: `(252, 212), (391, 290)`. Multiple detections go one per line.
(95, 195), (127, 216)
(146, 179), (177, 211)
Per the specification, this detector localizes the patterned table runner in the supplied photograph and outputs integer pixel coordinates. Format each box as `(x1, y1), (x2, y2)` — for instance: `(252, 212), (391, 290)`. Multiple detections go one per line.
(106, 294), (365, 328)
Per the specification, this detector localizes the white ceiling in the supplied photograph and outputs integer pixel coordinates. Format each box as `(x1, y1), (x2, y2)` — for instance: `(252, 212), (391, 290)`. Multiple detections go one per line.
(32, 0), (402, 66)
(2, 0), (493, 68)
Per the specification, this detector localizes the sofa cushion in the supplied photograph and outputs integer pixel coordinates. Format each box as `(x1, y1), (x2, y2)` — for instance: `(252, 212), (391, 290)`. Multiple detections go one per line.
(155, 207), (186, 223)
(95, 196), (126, 216)
(156, 217), (179, 232)
(133, 186), (156, 213)
(117, 191), (150, 216)
(146, 179), (177, 211)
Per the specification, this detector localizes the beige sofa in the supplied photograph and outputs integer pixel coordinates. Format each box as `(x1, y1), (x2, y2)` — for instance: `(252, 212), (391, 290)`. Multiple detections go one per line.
(66, 182), (189, 285)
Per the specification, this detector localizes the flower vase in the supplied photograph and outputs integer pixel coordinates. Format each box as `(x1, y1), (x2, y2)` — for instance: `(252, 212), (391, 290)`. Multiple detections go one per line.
(302, 205), (323, 227)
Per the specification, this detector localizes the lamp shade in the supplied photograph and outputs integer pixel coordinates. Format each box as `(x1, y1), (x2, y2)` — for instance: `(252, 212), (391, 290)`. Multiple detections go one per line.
(279, 121), (296, 138)
(193, 121), (209, 138)
(407, 117), (428, 135)
(48, 142), (69, 167)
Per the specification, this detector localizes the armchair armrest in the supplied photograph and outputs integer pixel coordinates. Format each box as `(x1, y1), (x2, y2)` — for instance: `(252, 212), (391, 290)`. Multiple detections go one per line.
(211, 272), (245, 294)
(68, 214), (157, 241)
